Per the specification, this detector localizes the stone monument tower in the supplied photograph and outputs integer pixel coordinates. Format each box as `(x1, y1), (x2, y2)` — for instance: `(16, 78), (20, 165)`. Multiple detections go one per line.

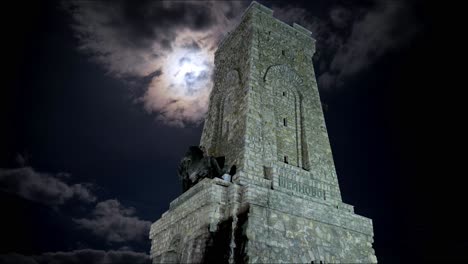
(149, 2), (377, 263)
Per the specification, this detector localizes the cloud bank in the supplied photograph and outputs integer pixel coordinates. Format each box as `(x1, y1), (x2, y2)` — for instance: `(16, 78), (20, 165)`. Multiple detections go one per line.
(0, 167), (96, 206)
(0, 249), (150, 264)
(64, 0), (246, 126)
(74, 199), (151, 243)
(275, 0), (421, 91)
(65, 0), (420, 125)
(0, 165), (151, 245)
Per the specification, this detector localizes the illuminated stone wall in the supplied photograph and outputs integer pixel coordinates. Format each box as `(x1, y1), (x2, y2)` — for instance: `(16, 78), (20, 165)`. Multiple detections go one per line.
(201, 1), (344, 205)
(150, 2), (377, 263)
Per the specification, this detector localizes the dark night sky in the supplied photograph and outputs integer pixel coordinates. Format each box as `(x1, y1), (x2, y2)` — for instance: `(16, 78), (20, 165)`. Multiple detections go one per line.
(1, 0), (464, 263)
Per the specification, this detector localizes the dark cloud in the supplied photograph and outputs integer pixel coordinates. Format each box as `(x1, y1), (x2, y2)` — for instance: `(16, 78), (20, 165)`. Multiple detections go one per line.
(0, 167), (96, 206)
(64, 0), (240, 69)
(0, 253), (38, 264)
(274, 5), (316, 30)
(74, 199), (151, 243)
(64, 1), (223, 53)
(329, 1), (420, 80)
(275, 0), (421, 91)
(64, 0), (247, 126)
(329, 6), (352, 28)
(14, 153), (28, 167)
(0, 165), (151, 251)
(0, 249), (150, 264)
(65, 0), (421, 125)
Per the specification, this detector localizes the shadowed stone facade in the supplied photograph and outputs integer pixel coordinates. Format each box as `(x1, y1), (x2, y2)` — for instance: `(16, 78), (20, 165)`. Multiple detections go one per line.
(149, 2), (377, 263)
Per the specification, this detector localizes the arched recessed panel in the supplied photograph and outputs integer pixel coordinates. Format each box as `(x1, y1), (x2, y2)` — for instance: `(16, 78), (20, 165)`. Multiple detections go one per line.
(213, 69), (242, 168)
(264, 65), (310, 169)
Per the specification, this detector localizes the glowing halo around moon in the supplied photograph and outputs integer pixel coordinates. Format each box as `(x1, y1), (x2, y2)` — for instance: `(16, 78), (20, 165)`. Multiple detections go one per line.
(141, 29), (218, 126)
(164, 47), (213, 96)
(142, 42), (215, 126)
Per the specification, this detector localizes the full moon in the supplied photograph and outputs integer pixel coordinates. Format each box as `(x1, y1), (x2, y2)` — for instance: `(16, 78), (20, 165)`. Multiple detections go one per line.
(165, 48), (212, 95)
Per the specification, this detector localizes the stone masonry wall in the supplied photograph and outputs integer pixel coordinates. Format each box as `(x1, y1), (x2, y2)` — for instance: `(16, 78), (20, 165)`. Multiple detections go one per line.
(199, 2), (343, 205)
(149, 178), (376, 263)
(241, 183), (376, 263)
(199, 9), (254, 174)
(242, 3), (343, 204)
(149, 178), (234, 263)
(151, 2), (377, 263)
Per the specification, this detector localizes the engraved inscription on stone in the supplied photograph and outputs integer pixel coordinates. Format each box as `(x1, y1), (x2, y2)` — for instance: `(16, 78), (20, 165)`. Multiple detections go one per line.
(278, 176), (326, 199)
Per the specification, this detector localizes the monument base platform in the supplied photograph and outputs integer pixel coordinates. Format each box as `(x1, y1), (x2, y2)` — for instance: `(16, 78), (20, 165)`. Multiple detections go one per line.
(149, 178), (377, 263)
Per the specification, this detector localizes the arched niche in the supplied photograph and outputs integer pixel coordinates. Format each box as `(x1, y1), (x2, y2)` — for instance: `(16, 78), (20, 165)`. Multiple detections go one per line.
(212, 69), (241, 162)
(263, 65), (310, 170)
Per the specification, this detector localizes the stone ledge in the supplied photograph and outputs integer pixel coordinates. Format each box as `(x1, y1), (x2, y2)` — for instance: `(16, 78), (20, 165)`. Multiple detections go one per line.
(247, 1), (273, 16)
(169, 178), (231, 210)
(243, 185), (374, 236)
(293, 23), (312, 36)
(150, 179), (231, 237)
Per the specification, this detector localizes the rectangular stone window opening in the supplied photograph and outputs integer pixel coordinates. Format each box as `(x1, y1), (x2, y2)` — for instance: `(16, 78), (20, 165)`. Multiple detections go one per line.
(283, 118), (287, 126)
(284, 156), (288, 164)
(283, 91), (287, 96)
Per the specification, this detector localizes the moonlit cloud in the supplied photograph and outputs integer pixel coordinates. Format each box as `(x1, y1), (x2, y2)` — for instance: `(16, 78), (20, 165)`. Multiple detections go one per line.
(65, 0), (421, 124)
(64, 1), (246, 127)
(141, 30), (215, 126)
(74, 199), (151, 243)
(0, 167), (96, 206)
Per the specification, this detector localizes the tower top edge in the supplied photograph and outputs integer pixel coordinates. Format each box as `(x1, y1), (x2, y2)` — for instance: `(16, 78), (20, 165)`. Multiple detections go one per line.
(216, 1), (314, 54)
(247, 1), (312, 37)
(246, 1), (274, 16)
